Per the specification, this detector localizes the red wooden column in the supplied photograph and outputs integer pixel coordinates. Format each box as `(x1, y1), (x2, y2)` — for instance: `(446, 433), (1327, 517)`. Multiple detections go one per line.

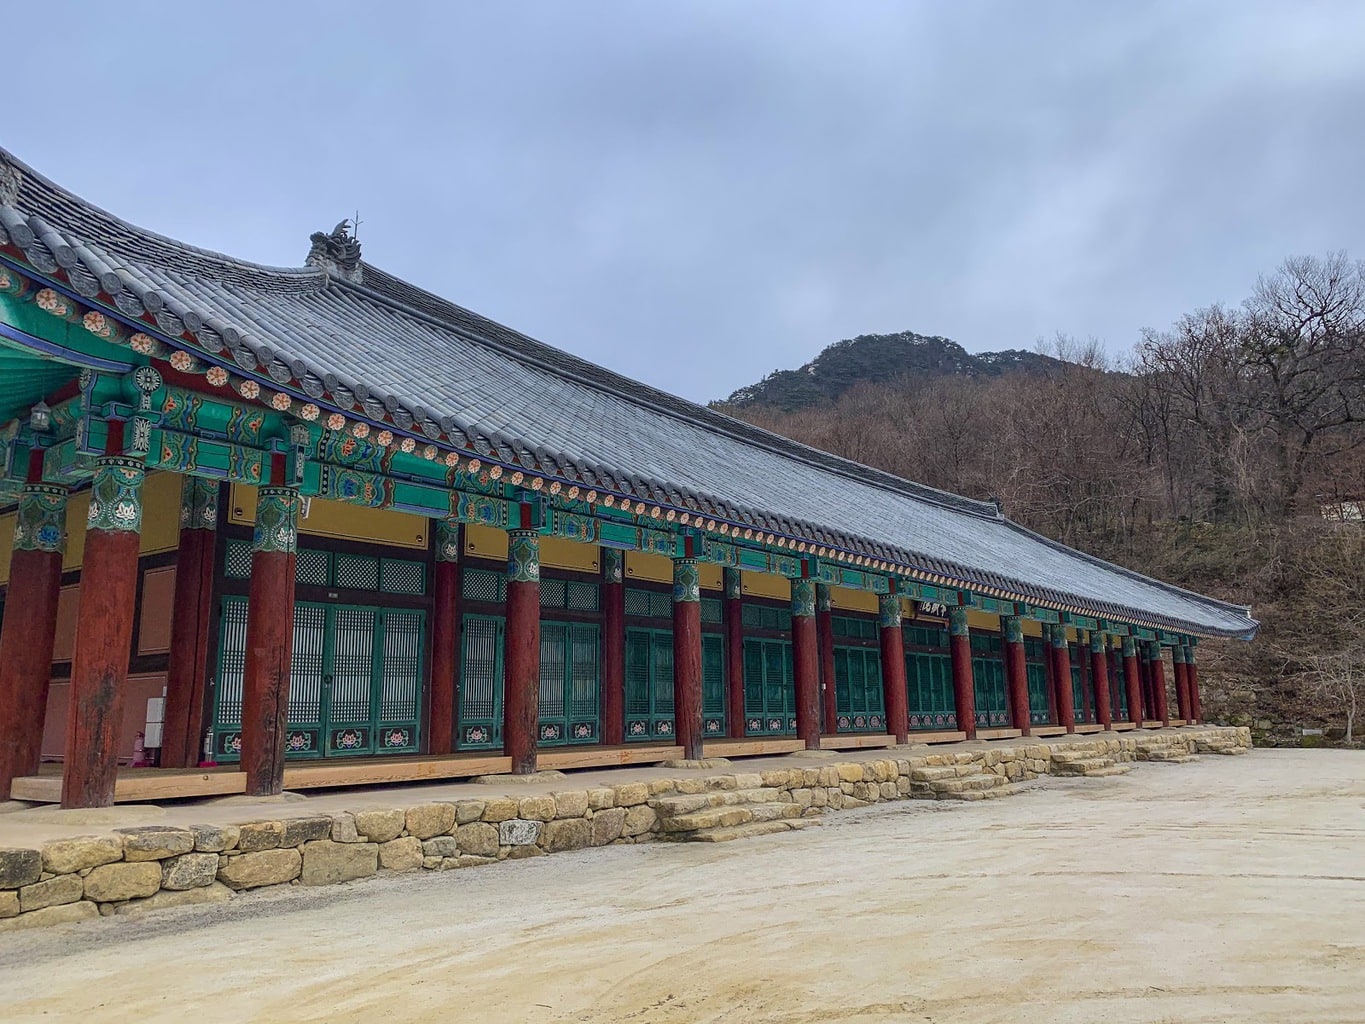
(948, 606), (977, 740)
(161, 477), (220, 768)
(1090, 631), (1113, 729)
(878, 592), (908, 743)
(1172, 644), (1192, 724)
(240, 485), (300, 797)
(1150, 642), (1171, 726)
(1122, 637), (1143, 726)
(1051, 626), (1076, 733)
(671, 556), (704, 760)
(504, 527), (541, 774)
(791, 578), (821, 750)
(1185, 645), (1202, 723)
(723, 568), (745, 739)
(600, 548), (625, 746)
(816, 584), (837, 734)
(0, 481), (68, 798)
(427, 521), (461, 755)
(62, 457), (146, 808)
(1003, 615), (1031, 737)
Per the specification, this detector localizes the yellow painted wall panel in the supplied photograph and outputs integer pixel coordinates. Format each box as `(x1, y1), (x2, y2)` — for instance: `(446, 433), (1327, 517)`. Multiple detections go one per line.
(62, 492), (90, 573)
(541, 537), (599, 573)
(0, 510), (13, 585)
(138, 472), (182, 555)
(699, 563), (722, 592)
(1022, 619), (1044, 638)
(229, 484), (427, 549)
(741, 570), (790, 602)
(967, 609), (1001, 632)
(830, 586), (878, 613)
(625, 551), (672, 584)
(464, 523), (508, 560)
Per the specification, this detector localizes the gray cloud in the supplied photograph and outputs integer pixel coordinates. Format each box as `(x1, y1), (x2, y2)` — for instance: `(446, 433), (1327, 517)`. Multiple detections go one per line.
(6, 1), (1363, 400)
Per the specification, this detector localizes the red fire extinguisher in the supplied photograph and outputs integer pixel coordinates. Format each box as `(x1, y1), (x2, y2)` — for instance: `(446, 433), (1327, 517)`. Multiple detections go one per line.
(131, 731), (149, 768)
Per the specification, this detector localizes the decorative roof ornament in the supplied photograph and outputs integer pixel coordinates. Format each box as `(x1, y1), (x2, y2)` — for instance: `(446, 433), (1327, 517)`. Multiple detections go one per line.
(0, 155), (20, 205)
(306, 220), (363, 284)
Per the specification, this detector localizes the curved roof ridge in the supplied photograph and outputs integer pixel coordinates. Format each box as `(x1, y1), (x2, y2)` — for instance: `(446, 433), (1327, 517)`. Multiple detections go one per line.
(1000, 516), (1255, 627)
(344, 263), (1002, 520)
(0, 148), (321, 284)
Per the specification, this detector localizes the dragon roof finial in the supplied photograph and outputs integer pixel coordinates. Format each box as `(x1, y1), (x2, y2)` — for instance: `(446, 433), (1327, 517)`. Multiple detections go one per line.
(306, 219), (363, 283)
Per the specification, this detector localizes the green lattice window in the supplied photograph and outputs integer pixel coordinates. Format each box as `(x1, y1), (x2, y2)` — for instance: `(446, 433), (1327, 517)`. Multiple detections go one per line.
(905, 625), (948, 649)
(462, 567), (507, 604)
(832, 616), (878, 642)
(540, 577), (600, 612)
(972, 652), (1010, 728)
(743, 637), (794, 735)
(700, 596), (723, 625)
(625, 587), (672, 619)
(1071, 658), (1096, 724)
(625, 628), (675, 741)
(702, 634), (726, 736)
(833, 646), (885, 732)
(538, 621), (600, 745)
(742, 604), (792, 632)
(906, 651), (956, 730)
(213, 596), (423, 760)
(1110, 657), (1129, 720)
(458, 614), (503, 748)
(1026, 662), (1052, 725)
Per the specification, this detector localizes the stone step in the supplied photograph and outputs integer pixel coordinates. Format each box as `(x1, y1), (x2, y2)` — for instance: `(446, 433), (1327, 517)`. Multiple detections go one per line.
(659, 802), (803, 833)
(1143, 751), (1196, 763)
(930, 782), (1027, 801)
(684, 819), (822, 843)
(1052, 757), (1117, 776)
(1082, 764), (1133, 778)
(909, 765), (961, 782)
(650, 788), (784, 816)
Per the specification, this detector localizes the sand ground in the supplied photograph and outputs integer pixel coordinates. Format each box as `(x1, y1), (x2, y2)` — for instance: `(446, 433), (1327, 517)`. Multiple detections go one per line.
(1, 748), (1361, 1024)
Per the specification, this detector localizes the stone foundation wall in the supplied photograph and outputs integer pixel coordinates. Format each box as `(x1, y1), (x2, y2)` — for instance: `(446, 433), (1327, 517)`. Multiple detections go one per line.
(0, 726), (1251, 931)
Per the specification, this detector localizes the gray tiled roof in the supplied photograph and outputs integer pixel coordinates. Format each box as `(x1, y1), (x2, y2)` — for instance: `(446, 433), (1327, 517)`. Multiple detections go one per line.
(0, 147), (1256, 639)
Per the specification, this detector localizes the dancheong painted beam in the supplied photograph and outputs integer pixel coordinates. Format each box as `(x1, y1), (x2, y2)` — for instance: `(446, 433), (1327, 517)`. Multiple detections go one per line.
(0, 147), (1251, 807)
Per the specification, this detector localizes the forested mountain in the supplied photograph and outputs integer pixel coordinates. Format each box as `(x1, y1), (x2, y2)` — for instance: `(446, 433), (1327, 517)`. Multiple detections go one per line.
(721, 332), (1068, 411)
(716, 255), (1365, 747)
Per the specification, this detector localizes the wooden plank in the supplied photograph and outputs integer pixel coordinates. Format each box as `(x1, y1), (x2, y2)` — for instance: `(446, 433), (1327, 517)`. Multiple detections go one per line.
(906, 730), (968, 744)
(282, 755), (512, 790)
(1074, 724), (1105, 735)
(821, 734), (896, 750)
(115, 771), (247, 801)
(704, 738), (806, 757)
(1168, 719), (1187, 727)
(977, 728), (1024, 741)
(8, 775), (62, 802)
(1030, 726), (1068, 737)
(1141, 721), (1163, 729)
(11, 769), (248, 804)
(538, 745), (683, 770)
(1111, 722), (1137, 731)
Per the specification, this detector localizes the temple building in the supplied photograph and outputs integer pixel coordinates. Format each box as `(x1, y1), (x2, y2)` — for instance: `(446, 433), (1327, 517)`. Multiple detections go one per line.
(0, 148), (1257, 808)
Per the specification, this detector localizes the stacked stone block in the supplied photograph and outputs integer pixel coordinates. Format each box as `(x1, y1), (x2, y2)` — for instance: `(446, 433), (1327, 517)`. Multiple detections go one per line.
(0, 726), (1251, 929)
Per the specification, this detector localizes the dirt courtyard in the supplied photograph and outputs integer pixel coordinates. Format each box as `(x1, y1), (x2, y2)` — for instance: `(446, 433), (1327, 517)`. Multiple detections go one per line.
(1, 748), (1361, 1023)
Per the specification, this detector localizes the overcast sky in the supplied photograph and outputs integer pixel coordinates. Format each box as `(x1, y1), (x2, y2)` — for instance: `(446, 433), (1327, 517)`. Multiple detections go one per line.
(6, 2), (1364, 402)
